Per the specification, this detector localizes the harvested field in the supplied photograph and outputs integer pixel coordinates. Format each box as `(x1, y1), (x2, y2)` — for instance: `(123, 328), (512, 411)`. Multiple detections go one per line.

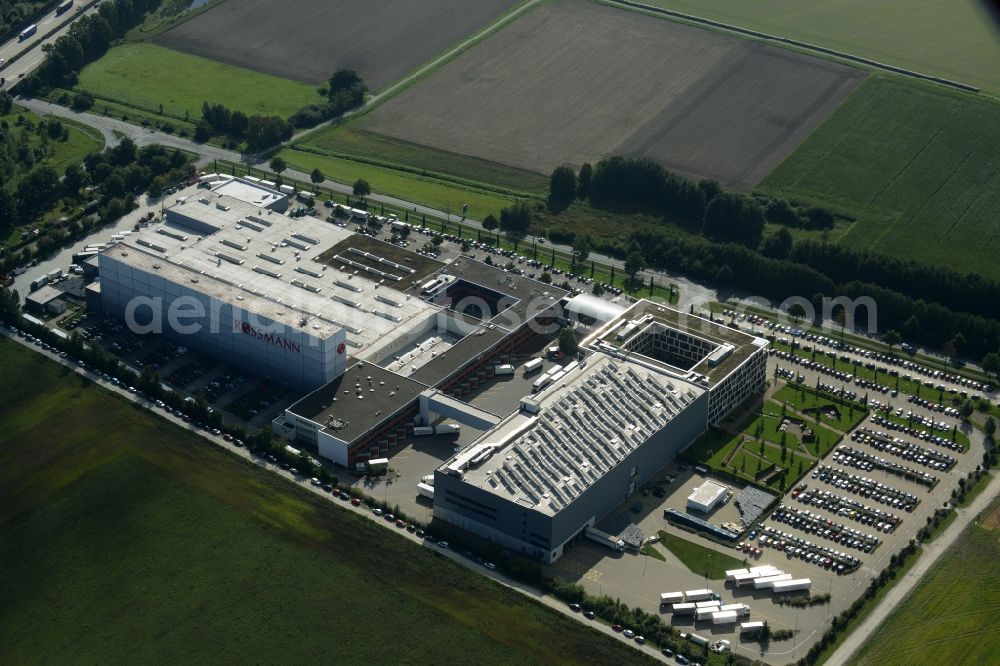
(362, 0), (865, 190)
(157, 0), (520, 91)
(643, 0), (1000, 95)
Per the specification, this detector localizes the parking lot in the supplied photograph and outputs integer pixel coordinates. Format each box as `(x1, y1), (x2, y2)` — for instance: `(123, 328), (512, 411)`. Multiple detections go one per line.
(542, 345), (988, 663)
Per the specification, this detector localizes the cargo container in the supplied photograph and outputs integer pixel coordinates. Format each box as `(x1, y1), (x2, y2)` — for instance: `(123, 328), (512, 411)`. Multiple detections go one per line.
(740, 621), (765, 635)
(494, 364), (515, 376)
(683, 589), (716, 602)
(671, 602), (696, 615)
(417, 482), (435, 500)
(523, 358), (543, 374)
(771, 578), (812, 594)
(725, 568), (750, 581)
(660, 592), (684, 606)
(733, 571), (759, 586)
(712, 610), (738, 625)
(753, 573), (793, 590)
(435, 423), (460, 435)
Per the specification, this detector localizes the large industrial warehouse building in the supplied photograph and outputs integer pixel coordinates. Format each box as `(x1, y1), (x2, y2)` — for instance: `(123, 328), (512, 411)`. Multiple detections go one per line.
(89, 178), (767, 562)
(433, 302), (768, 562)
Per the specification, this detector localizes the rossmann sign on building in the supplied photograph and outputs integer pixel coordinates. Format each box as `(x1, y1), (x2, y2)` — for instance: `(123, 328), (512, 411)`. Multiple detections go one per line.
(234, 320), (301, 353)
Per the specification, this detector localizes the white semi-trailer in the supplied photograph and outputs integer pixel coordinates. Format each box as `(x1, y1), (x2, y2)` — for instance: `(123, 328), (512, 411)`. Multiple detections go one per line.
(712, 610), (738, 625)
(694, 600), (722, 610)
(585, 526), (625, 553)
(725, 568), (750, 581)
(494, 364), (515, 376)
(718, 603), (750, 617)
(696, 607), (718, 622)
(671, 602), (696, 615)
(660, 592), (684, 606)
(771, 578), (812, 594)
(417, 482), (435, 500)
(523, 358), (543, 374)
(740, 621), (765, 635)
(753, 574), (793, 590)
(683, 589), (716, 602)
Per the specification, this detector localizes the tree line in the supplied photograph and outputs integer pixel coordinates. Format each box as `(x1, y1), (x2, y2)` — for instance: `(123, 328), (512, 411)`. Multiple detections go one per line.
(0, 137), (194, 275)
(546, 158), (1000, 362)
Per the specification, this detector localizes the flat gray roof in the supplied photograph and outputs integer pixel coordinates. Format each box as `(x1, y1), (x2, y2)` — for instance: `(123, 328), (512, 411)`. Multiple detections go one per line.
(441, 256), (568, 328)
(287, 361), (427, 443)
(441, 354), (705, 517)
(211, 177), (288, 208)
(107, 194), (440, 350)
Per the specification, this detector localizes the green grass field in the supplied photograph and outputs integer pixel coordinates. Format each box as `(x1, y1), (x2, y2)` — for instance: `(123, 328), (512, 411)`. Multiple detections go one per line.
(643, 0), (1000, 94)
(296, 123), (550, 195)
(657, 531), (744, 580)
(0, 338), (653, 665)
(853, 496), (1000, 665)
(759, 76), (1000, 280)
(277, 147), (517, 220)
(75, 43), (322, 121)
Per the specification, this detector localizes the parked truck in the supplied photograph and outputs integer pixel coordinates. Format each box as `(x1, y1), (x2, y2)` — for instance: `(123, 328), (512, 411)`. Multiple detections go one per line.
(740, 621), (765, 635)
(711, 610), (738, 625)
(753, 574), (793, 590)
(417, 482), (435, 500)
(725, 568), (751, 581)
(718, 603), (750, 617)
(671, 602), (696, 615)
(771, 578), (812, 594)
(585, 526), (625, 553)
(696, 607), (718, 621)
(523, 358), (543, 374)
(683, 588), (716, 602)
(660, 592), (684, 606)
(367, 458), (389, 475)
(494, 364), (515, 376)
(18, 24), (37, 41)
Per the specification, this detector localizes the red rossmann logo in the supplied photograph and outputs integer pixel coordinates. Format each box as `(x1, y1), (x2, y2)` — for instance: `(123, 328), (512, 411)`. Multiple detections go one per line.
(337, 342), (346, 354)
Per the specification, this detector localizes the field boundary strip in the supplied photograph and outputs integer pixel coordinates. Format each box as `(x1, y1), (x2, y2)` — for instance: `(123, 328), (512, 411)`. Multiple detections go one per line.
(603, 0), (980, 94)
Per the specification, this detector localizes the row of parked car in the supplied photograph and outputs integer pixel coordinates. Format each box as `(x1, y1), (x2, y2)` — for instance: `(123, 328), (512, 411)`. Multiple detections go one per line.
(812, 464), (919, 512)
(770, 505), (881, 552)
(755, 524), (861, 574)
(854, 426), (956, 470)
(791, 484), (901, 532)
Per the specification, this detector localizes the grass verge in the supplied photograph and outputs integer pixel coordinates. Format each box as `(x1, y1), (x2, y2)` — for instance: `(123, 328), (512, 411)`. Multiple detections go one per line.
(657, 531), (744, 580)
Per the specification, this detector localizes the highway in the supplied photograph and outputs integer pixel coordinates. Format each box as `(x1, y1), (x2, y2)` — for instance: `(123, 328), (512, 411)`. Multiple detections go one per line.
(0, 1), (102, 87)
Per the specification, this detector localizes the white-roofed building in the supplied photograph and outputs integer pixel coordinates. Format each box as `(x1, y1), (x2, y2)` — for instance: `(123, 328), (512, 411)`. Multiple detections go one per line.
(687, 479), (730, 513)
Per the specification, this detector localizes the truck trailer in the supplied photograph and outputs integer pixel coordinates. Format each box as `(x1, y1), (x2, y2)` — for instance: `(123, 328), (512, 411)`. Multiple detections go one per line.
(417, 482), (435, 500)
(660, 592), (684, 606)
(523, 358), (543, 374)
(753, 574), (793, 590)
(494, 364), (515, 376)
(725, 568), (751, 581)
(671, 602), (696, 615)
(771, 578), (812, 594)
(683, 588), (716, 602)
(696, 607), (718, 621)
(711, 610), (738, 625)
(694, 600), (722, 610)
(718, 603), (750, 617)
(585, 526), (625, 553)
(740, 621), (765, 635)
